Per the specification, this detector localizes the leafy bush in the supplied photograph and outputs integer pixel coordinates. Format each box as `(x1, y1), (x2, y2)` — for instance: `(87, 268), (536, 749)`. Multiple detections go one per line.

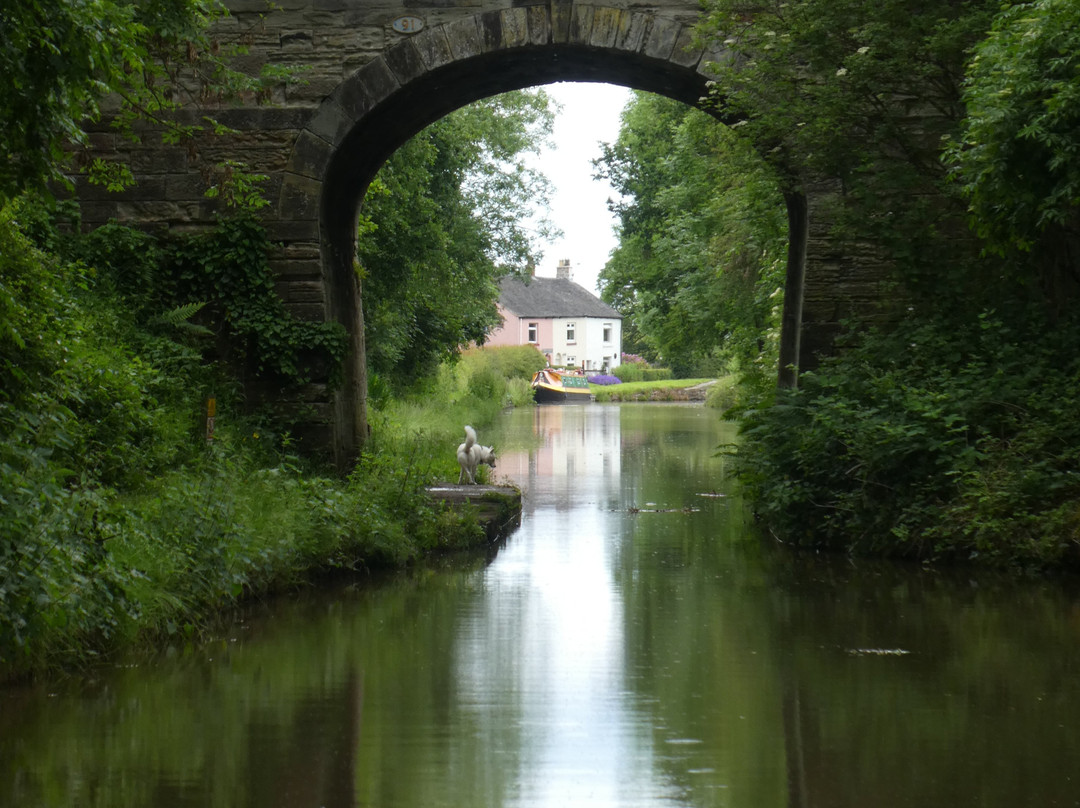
(615, 362), (645, 383)
(733, 305), (1080, 569)
(460, 345), (546, 382)
(505, 377), (535, 407)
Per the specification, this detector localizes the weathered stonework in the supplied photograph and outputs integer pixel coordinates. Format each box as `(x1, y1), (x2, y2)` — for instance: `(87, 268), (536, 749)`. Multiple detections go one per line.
(72, 0), (884, 465)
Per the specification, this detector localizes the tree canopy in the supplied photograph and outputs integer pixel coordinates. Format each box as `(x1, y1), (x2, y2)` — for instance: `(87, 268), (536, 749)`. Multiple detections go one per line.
(595, 92), (787, 378)
(947, 0), (1080, 261)
(358, 89), (559, 392)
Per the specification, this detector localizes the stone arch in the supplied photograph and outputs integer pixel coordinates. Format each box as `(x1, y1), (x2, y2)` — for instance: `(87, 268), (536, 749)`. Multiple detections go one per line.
(277, 5), (802, 464)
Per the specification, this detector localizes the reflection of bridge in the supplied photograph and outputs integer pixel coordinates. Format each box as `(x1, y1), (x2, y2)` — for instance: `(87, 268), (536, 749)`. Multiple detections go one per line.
(74, 0), (883, 463)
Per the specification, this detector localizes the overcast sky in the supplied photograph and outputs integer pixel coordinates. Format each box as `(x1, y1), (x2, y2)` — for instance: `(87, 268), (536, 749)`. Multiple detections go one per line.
(529, 82), (634, 295)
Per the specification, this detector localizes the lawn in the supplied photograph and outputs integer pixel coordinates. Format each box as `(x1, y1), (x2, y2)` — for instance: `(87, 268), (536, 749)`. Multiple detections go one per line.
(589, 377), (723, 402)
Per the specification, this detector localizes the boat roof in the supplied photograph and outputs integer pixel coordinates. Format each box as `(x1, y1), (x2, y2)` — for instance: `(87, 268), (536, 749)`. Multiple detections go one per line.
(498, 276), (622, 319)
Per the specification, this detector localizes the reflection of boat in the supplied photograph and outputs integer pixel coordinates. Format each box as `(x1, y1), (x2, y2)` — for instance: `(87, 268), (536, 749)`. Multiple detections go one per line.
(531, 368), (593, 404)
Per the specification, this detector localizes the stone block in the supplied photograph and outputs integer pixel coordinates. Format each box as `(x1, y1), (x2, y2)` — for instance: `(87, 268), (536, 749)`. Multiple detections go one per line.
(404, 0), (481, 7)
(550, 2), (572, 43)
(670, 25), (703, 67)
(589, 6), (622, 48)
(384, 38), (428, 84)
(285, 74), (345, 102)
(74, 176), (167, 203)
(275, 279), (327, 305)
(479, 11), (503, 52)
(644, 17), (679, 60)
(525, 5), (549, 45)
(280, 30), (315, 49)
(224, 0), (280, 13)
(412, 25), (454, 68)
(499, 7), (528, 48)
(568, 5), (595, 44)
(70, 177), (127, 203)
(314, 26), (384, 51)
(78, 201), (121, 225)
(615, 10), (649, 51)
(280, 241), (323, 261)
(285, 129), (334, 179)
(278, 173), (323, 220)
(306, 99), (353, 146)
(444, 16), (483, 59)
(165, 173), (212, 201)
(270, 257), (324, 279)
(116, 200), (205, 224)
(332, 58), (401, 119)
(265, 219), (322, 241)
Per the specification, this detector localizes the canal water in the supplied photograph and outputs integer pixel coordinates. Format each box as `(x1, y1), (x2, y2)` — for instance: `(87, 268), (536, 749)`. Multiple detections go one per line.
(3, 402), (1080, 807)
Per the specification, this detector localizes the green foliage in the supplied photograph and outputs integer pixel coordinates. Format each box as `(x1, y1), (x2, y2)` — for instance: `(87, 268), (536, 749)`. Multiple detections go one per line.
(595, 92), (787, 378)
(641, 367), (674, 382)
(0, 198), (482, 679)
(458, 344), (547, 383)
(0, 0), (300, 202)
(162, 216), (347, 387)
(733, 302), (1080, 569)
(0, 204), (183, 666)
(359, 90), (558, 392)
(947, 0), (1080, 258)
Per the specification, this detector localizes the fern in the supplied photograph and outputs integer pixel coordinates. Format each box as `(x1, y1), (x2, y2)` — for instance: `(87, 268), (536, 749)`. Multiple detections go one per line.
(151, 302), (213, 335)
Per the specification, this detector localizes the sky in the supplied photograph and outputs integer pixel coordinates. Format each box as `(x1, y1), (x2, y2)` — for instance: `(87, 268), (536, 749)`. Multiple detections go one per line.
(529, 82), (634, 295)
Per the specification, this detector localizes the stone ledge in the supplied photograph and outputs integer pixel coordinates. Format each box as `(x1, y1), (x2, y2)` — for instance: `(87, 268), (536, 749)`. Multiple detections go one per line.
(425, 484), (523, 542)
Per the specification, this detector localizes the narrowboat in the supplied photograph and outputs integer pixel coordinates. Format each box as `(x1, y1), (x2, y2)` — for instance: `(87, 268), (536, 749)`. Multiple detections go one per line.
(531, 368), (593, 403)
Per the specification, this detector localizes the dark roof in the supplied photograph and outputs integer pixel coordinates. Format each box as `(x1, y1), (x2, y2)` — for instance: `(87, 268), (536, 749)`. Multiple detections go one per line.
(498, 276), (622, 319)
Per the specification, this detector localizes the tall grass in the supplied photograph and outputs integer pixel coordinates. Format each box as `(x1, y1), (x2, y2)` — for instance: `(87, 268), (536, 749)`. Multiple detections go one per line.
(369, 345), (545, 481)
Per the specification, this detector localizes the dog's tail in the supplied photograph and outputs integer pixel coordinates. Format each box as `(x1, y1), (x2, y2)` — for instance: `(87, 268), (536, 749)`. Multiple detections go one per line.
(463, 425), (477, 450)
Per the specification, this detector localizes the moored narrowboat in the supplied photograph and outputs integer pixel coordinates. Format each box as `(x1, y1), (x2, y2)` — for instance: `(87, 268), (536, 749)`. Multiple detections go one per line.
(531, 368), (593, 403)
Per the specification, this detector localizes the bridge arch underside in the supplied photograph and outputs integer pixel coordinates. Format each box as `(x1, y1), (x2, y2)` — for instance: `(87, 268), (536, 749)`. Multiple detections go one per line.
(290, 12), (801, 463)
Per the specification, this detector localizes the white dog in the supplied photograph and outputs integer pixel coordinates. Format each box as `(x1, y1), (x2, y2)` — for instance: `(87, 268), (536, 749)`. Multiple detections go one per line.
(457, 425), (496, 485)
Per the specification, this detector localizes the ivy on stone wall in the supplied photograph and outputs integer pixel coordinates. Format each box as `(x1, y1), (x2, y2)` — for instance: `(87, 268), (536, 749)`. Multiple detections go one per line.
(165, 216), (347, 389)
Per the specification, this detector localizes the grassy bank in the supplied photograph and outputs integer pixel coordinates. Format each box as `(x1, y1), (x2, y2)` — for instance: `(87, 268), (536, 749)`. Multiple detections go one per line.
(590, 376), (736, 407)
(0, 197), (544, 682)
(2, 345), (541, 682)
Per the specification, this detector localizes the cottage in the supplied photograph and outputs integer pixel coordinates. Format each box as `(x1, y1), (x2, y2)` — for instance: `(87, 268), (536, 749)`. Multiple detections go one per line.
(485, 260), (623, 372)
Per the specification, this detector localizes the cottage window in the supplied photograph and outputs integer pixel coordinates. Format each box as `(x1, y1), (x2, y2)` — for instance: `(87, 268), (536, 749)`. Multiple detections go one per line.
(566, 322), (576, 343)
(602, 323), (612, 343)
(527, 322), (538, 343)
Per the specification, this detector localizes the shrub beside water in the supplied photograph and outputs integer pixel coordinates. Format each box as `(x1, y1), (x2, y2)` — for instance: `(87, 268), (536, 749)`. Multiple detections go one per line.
(733, 307), (1080, 570)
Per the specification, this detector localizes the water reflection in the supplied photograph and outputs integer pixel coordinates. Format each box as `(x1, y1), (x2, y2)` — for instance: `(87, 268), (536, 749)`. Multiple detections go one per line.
(474, 405), (676, 807)
(3, 403), (1080, 807)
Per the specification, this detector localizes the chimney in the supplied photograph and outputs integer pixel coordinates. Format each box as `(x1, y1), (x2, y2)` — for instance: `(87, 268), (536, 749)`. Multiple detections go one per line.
(556, 258), (572, 281)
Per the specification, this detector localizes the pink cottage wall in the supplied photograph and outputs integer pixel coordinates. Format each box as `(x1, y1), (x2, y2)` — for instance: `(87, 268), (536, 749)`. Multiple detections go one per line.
(485, 306), (554, 360)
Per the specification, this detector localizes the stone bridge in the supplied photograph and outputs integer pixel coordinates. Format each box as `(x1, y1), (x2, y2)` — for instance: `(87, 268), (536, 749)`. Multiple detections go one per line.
(75, 0), (872, 466)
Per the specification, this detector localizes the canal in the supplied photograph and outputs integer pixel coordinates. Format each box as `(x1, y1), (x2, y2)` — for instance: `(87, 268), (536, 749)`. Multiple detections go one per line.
(3, 402), (1080, 806)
